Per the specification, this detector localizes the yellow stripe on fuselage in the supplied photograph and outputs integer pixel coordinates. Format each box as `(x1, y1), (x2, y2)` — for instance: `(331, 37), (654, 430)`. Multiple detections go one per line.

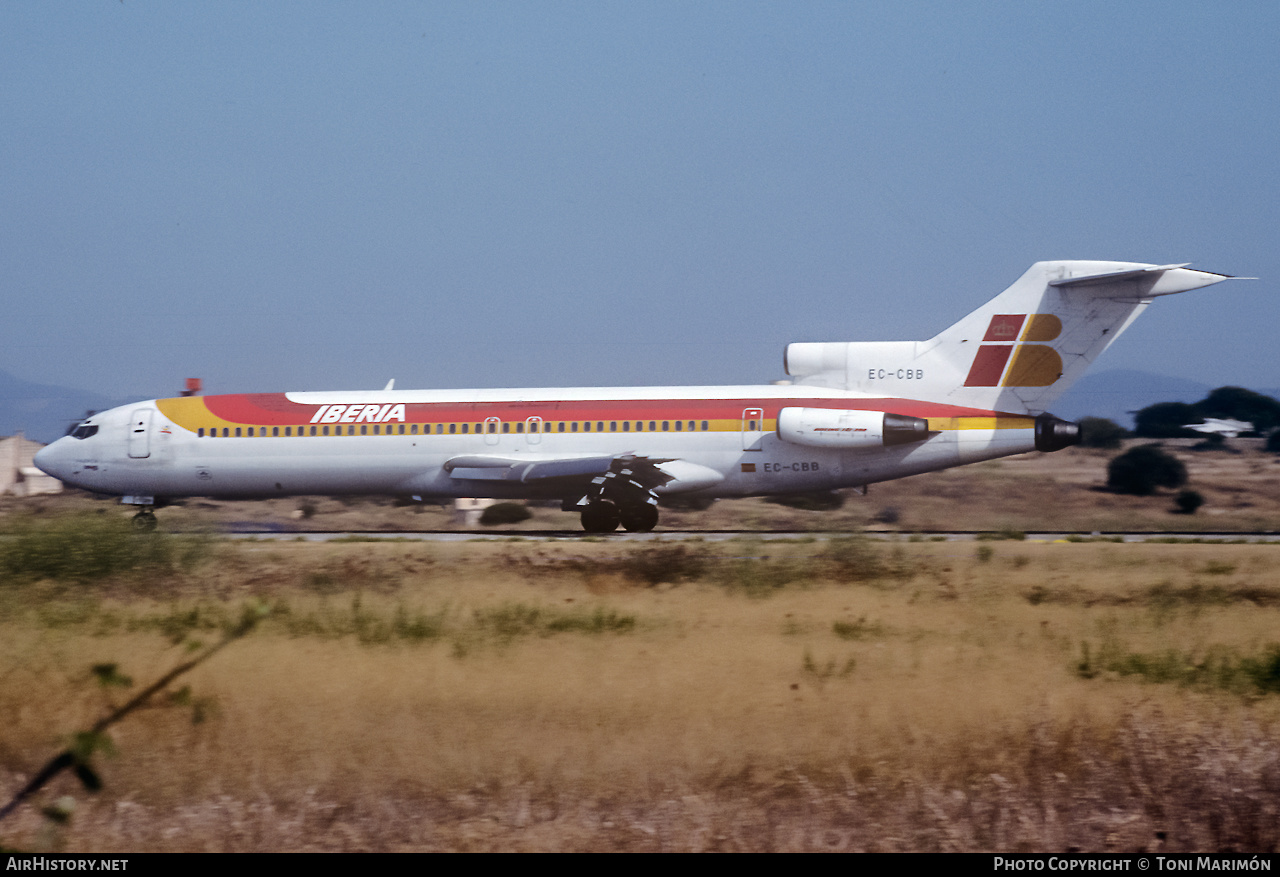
(927, 416), (1035, 431)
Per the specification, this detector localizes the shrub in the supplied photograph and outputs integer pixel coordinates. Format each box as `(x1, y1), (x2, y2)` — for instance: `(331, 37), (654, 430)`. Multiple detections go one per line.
(1078, 417), (1126, 449)
(658, 495), (715, 511)
(763, 491), (845, 511)
(873, 506), (901, 525)
(1190, 433), (1228, 451)
(1106, 445), (1187, 496)
(615, 543), (708, 586)
(479, 502), (533, 526)
(1173, 489), (1204, 515)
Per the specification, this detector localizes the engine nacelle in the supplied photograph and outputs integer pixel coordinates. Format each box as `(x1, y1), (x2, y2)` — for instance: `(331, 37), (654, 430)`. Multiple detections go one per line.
(1034, 413), (1081, 452)
(776, 407), (930, 450)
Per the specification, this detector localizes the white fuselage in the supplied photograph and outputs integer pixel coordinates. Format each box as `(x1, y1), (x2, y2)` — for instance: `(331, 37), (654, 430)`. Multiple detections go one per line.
(35, 383), (1038, 503)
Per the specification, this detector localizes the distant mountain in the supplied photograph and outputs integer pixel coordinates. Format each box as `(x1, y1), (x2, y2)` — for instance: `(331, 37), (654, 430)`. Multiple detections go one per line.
(1049, 369), (1217, 428)
(0, 370), (125, 444)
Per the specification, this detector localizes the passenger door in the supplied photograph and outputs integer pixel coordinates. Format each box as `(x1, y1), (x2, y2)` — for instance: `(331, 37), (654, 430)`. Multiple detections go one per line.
(128, 409), (152, 459)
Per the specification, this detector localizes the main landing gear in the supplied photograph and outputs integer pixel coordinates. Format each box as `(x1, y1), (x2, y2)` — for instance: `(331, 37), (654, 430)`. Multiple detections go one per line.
(579, 500), (659, 533)
(570, 456), (667, 533)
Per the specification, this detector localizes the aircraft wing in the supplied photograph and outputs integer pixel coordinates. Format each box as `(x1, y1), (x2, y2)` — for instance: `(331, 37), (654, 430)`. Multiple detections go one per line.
(442, 453), (723, 494)
(444, 454), (622, 483)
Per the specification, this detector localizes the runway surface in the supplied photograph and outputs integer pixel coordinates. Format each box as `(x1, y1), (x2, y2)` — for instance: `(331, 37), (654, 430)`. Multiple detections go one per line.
(217, 529), (1280, 543)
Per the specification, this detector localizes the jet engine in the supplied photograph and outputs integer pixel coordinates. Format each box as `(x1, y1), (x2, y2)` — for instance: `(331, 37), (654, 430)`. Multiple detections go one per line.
(776, 407), (930, 450)
(1034, 413), (1081, 452)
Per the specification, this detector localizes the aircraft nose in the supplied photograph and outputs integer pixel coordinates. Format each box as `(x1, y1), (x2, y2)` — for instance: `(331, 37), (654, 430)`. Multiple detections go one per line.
(34, 441), (67, 479)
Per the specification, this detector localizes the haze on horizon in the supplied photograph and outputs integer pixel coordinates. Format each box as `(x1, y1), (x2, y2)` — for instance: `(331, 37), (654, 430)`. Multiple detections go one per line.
(3, 3), (1277, 402)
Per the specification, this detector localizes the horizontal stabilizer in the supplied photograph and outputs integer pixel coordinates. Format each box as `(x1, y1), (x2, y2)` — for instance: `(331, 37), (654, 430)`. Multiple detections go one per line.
(1048, 264), (1191, 287)
(1049, 264), (1238, 297)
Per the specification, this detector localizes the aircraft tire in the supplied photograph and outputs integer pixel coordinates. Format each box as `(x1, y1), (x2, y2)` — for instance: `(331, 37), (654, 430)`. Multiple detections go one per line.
(131, 511), (157, 533)
(619, 503), (659, 532)
(581, 500), (621, 533)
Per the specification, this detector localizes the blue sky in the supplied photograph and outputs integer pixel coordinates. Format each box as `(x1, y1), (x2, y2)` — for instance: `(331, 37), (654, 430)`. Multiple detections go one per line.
(3, 2), (1277, 400)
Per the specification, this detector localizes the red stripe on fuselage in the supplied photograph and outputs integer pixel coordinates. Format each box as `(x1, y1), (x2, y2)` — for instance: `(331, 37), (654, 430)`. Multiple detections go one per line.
(197, 393), (1013, 425)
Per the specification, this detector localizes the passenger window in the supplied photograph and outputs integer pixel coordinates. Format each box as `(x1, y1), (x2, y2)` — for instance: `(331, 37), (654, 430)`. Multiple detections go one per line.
(663, 421), (670, 431)
(502, 423), (510, 434)
(571, 422), (578, 432)
(674, 421), (682, 432)
(516, 423), (524, 433)
(449, 423), (456, 434)
(198, 428), (204, 438)
(248, 428), (255, 437)
(609, 422), (617, 432)
(322, 426), (329, 436)
(558, 422), (565, 433)
(310, 426), (317, 436)
(461, 423), (469, 434)
(273, 427), (280, 437)
(701, 421), (708, 431)
(649, 421), (656, 431)
(529, 421), (538, 433)
(622, 422), (630, 432)
(399, 424), (405, 435)
(348, 425), (355, 436)
(583, 422), (590, 432)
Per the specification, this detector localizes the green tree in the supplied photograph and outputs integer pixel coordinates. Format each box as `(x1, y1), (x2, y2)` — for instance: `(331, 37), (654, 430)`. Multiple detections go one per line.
(1078, 417), (1126, 448)
(1132, 402), (1200, 438)
(1107, 444), (1187, 496)
(1192, 386), (1280, 434)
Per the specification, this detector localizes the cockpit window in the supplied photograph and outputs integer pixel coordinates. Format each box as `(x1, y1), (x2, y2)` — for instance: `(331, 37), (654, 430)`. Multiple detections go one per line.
(69, 423), (99, 440)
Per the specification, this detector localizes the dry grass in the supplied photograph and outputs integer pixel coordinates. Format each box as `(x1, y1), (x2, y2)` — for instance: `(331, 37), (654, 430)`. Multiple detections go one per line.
(2, 534), (1280, 851)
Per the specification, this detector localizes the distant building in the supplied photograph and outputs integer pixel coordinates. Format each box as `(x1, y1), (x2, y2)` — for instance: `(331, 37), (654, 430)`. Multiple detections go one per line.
(453, 497), (495, 526)
(0, 433), (63, 496)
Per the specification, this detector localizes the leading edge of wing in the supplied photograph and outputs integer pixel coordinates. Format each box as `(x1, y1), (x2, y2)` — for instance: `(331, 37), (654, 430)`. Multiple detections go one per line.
(443, 454), (624, 483)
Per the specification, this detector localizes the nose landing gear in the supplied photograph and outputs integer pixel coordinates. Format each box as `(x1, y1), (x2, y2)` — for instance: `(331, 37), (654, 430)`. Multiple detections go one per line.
(131, 508), (158, 532)
(123, 495), (159, 532)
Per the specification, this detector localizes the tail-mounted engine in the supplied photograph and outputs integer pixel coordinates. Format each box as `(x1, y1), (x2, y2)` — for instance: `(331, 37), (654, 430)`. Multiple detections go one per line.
(1034, 413), (1081, 452)
(776, 407), (930, 450)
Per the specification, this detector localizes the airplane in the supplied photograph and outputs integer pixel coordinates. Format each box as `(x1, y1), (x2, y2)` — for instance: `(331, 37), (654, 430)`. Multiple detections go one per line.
(1183, 417), (1254, 438)
(35, 260), (1241, 532)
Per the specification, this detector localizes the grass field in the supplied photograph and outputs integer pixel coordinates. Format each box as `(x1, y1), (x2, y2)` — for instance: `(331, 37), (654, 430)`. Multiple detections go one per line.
(2, 513), (1279, 851)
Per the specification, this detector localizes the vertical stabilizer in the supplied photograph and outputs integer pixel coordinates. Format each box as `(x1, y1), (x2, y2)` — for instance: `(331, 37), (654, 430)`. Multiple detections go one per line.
(785, 261), (1235, 414)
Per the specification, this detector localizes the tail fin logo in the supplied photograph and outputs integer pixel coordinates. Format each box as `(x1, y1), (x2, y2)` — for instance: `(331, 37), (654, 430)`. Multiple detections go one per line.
(965, 314), (1064, 387)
